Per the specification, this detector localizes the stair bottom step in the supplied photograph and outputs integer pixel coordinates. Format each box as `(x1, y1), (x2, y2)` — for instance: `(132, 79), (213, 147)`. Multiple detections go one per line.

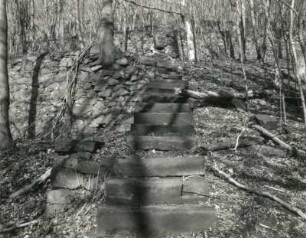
(97, 205), (216, 237)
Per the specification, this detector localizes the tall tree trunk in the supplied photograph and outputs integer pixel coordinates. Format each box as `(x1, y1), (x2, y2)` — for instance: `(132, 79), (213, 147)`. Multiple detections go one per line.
(97, 0), (114, 67)
(181, 0), (196, 62)
(0, 0), (13, 150)
(249, 0), (262, 60)
(290, 0), (306, 127)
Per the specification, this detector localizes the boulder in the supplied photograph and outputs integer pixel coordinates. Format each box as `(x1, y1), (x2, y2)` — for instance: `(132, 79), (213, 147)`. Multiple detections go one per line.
(254, 114), (278, 130)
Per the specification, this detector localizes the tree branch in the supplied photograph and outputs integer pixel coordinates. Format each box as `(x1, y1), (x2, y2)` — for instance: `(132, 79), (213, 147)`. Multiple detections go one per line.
(120, 0), (183, 17)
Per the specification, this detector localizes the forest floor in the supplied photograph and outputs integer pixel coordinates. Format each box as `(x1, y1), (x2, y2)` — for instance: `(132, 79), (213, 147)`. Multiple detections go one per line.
(1, 57), (306, 238)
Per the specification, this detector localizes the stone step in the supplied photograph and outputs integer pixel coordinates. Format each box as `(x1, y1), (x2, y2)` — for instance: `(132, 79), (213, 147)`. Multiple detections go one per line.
(134, 112), (194, 126)
(147, 80), (187, 90)
(157, 74), (183, 80)
(105, 177), (209, 205)
(131, 124), (195, 136)
(127, 135), (194, 151)
(114, 155), (204, 177)
(97, 205), (216, 237)
(142, 92), (188, 103)
(137, 103), (191, 113)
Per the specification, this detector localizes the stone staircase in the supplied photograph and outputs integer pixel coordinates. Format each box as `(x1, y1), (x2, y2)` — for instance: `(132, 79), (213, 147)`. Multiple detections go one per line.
(97, 60), (216, 237)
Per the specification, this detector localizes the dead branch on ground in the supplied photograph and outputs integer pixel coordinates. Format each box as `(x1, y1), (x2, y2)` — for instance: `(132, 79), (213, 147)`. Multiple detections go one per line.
(9, 168), (52, 199)
(253, 125), (306, 159)
(210, 160), (306, 221)
(0, 219), (40, 233)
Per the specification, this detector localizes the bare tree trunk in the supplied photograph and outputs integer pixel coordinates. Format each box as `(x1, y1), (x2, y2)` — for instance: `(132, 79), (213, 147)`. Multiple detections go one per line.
(0, 0), (13, 150)
(249, 0), (262, 60)
(181, 0), (195, 62)
(236, 0), (246, 63)
(97, 0), (114, 67)
(289, 0), (306, 128)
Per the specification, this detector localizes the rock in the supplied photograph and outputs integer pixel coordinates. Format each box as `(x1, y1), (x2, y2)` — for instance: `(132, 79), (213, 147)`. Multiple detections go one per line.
(116, 57), (129, 66)
(130, 75), (138, 82)
(100, 69), (113, 78)
(60, 57), (73, 68)
(138, 56), (157, 66)
(112, 63), (122, 71)
(125, 65), (137, 77)
(231, 98), (247, 112)
(254, 114), (278, 130)
(83, 82), (93, 90)
(54, 157), (102, 174)
(113, 84), (123, 92)
(113, 88), (129, 97)
(108, 78), (119, 86)
(92, 101), (105, 116)
(113, 70), (125, 80)
(99, 89), (112, 98)
(91, 65), (103, 72)
(51, 168), (99, 190)
(87, 90), (97, 98)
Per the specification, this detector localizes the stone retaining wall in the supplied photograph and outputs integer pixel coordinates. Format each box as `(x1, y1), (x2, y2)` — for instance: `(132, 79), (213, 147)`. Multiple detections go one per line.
(8, 45), (179, 139)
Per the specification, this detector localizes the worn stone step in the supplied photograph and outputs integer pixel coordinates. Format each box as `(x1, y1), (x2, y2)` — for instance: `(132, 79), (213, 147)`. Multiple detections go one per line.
(147, 80), (187, 90)
(131, 124), (195, 136)
(137, 103), (191, 113)
(127, 135), (194, 151)
(114, 155), (204, 177)
(134, 112), (194, 126)
(97, 205), (216, 237)
(105, 177), (209, 205)
(142, 92), (188, 103)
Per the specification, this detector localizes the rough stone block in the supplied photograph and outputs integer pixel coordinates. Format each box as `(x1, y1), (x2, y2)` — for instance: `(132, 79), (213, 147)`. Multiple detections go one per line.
(105, 177), (209, 205)
(54, 157), (104, 175)
(114, 155), (205, 177)
(134, 112), (194, 125)
(51, 168), (100, 190)
(254, 114), (278, 130)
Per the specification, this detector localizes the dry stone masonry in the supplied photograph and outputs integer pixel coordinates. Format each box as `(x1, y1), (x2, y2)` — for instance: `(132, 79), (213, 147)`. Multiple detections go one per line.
(98, 57), (217, 237)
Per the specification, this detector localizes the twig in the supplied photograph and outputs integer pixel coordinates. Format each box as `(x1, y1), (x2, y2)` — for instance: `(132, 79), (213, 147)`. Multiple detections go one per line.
(233, 127), (246, 152)
(264, 185), (286, 193)
(0, 219), (40, 233)
(210, 161), (306, 221)
(9, 168), (52, 199)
